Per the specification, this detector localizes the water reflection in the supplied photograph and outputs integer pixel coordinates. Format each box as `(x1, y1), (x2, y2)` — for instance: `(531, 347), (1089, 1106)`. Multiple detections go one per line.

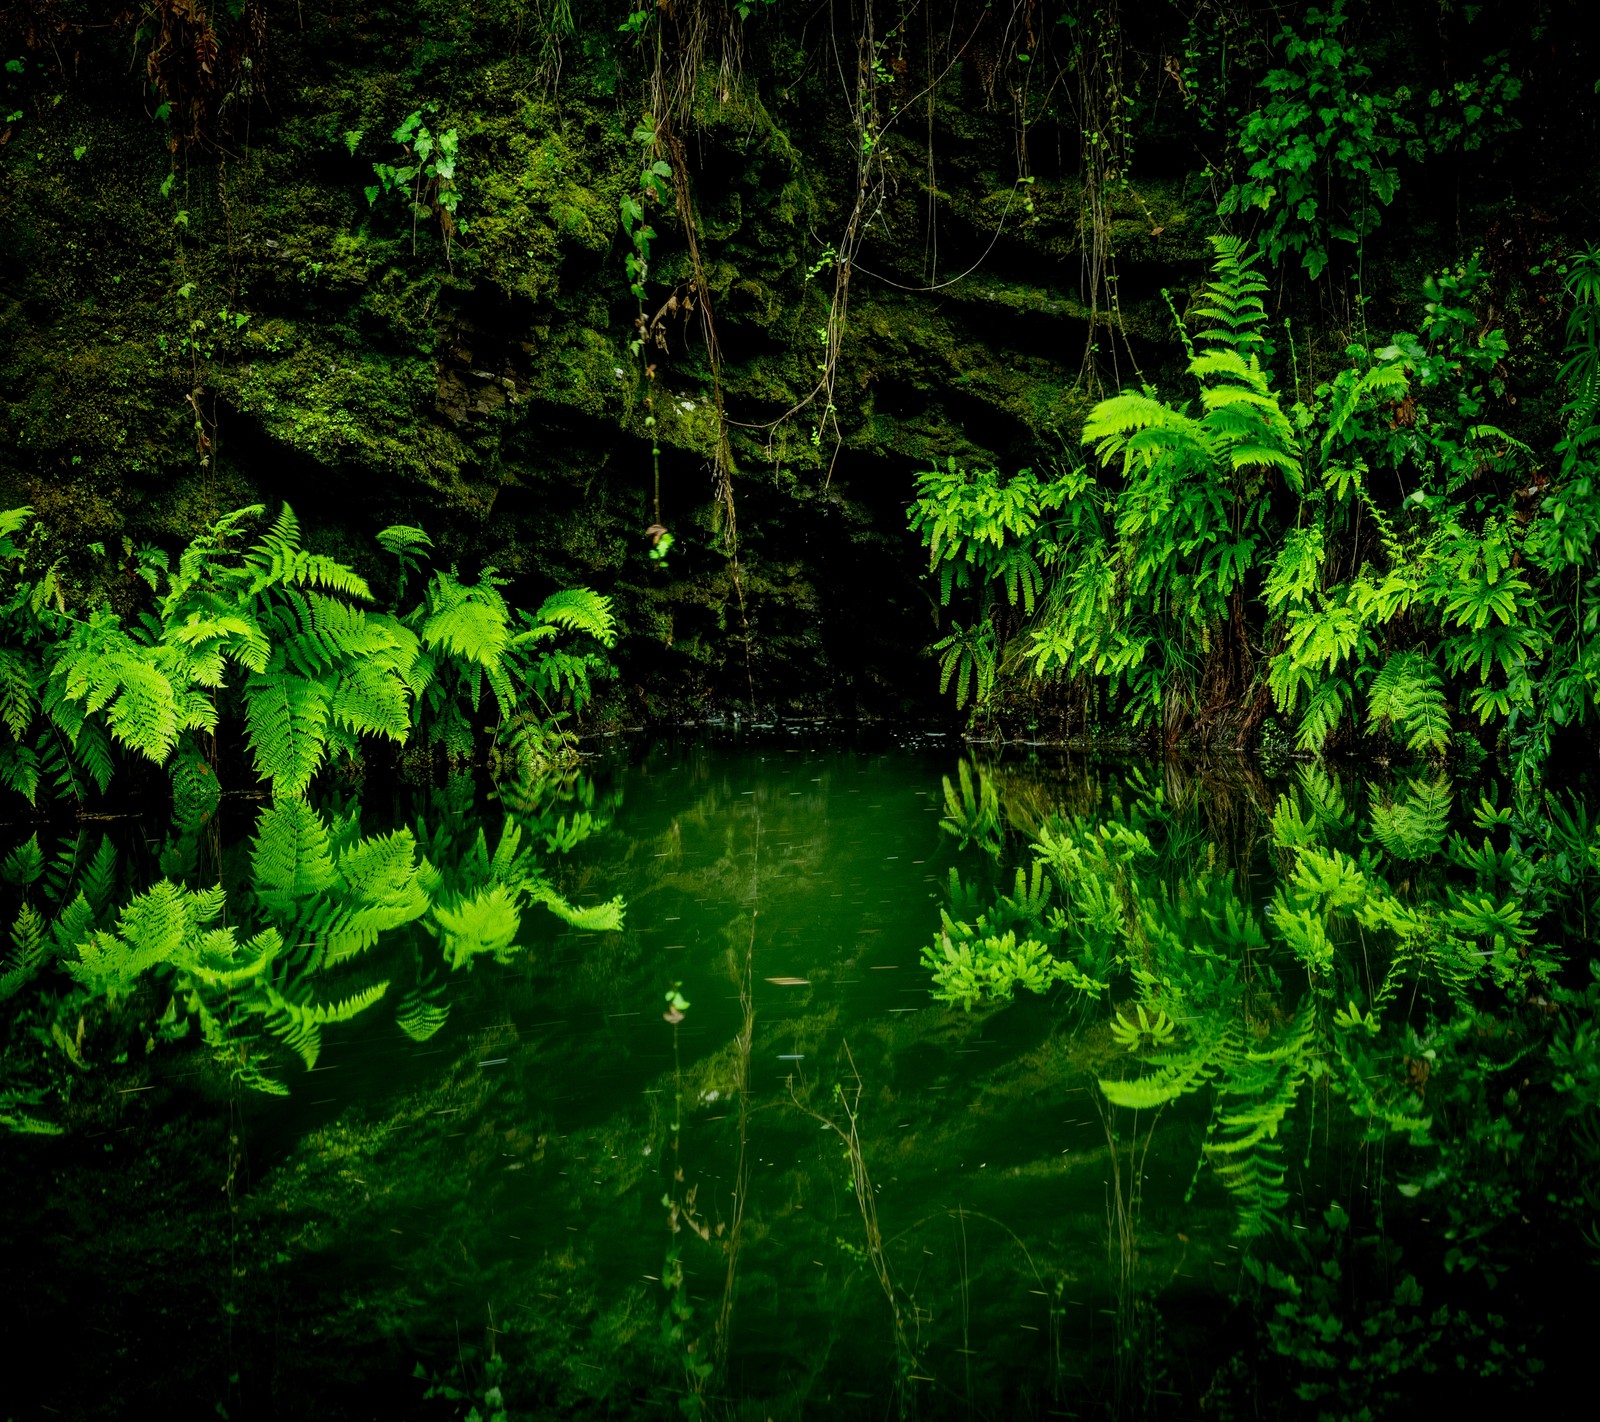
(1, 734), (1589, 1417)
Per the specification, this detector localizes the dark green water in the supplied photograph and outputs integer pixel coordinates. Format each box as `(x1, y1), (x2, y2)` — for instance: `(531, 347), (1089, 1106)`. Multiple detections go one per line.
(2, 735), (1576, 1419)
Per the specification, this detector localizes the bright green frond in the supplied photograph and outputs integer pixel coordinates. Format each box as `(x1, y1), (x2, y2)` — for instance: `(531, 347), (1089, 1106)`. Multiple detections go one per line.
(529, 587), (617, 648)
(244, 673), (333, 796)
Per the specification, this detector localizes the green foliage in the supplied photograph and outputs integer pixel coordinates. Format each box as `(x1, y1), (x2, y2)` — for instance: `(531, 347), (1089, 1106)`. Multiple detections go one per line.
(1236, 1203), (1471, 1411)
(909, 460), (1058, 614)
(938, 760), (1003, 859)
(920, 752), (1593, 1240)
(620, 118), (669, 308)
(0, 505), (616, 810)
(0, 756), (624, 1113)
(908, 461), (1070, 719)
(1031, 236), (1295, 731)
(911, 236), (1596, 769)
(1367, 774), (1452, 861)
(1364, 651), (1449, 754)
(1218, 0), (1419, 278)
(3, 502), (621, 1117)
(365, 111), (465, 260)
(922, 769), (1164, 1013)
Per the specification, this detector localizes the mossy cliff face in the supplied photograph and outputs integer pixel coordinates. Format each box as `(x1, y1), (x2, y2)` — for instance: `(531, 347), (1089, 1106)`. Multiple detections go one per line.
(0, 2), (1586, 717)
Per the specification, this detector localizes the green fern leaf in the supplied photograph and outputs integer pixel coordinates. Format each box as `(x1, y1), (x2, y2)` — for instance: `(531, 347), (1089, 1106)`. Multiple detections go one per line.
(1295, 675), (1351, 752)
(243, 505), (372, 600)
(0, 743), (40, 804)
(423, 595), (509, 668)
(251, 798), (337, 911)
(330, 662), (412, 742)
(1365, 651), (1450, 754)
(1368, 775), (1453, 860)
(538, 889), (626, 934)
(528, 588), (617, 648)
(244, 672), (333, 796)
(396, 985), (450, 1042)
(262, 978), (390, 1068)
(434, 885), (523, 967)
(0, 647), (36, 739)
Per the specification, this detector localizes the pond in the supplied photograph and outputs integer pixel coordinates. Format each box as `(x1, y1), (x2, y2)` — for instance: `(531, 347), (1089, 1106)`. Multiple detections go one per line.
(1, 732), (1585, 1418)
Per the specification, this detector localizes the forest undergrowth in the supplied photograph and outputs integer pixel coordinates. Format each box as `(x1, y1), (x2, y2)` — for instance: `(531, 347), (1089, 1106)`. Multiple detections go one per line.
(1, 1), (1598, 1417)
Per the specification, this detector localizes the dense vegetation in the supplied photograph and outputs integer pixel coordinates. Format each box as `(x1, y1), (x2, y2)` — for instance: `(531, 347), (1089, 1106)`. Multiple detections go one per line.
(2, 0), (1592, 723)
(3, 0), (1598, 1417)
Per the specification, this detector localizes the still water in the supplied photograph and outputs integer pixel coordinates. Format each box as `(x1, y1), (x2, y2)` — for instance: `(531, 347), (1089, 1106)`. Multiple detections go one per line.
(7, 733), (1546, 1419)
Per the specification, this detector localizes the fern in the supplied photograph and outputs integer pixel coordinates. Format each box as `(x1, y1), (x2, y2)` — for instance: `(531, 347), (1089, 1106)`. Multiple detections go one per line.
(260, 978), (390, 1069)
(242, 505), (372, 600)
(1188, 235), (1271, 358)
(1365, 650), (1451, 754)
(537, 890), (626, 933)
(395, 979), (451, 1042)
(1367, 776), (1453, 861)
(1263, 524), (1326, 613)
(1296, 674), (1352, 752)
(57, 802), (435, 1088)
(244, 671), (333, 797)
(0, 646), (35, 738)
(1101, 1000), (1318, 1236)
(50, 620), (181, 764)
(169, 738), (221, 837)
(433, 884), (523, 968)
(251, 798), (338, 910)
(1, 902), (48, 1001)
(940, 760), (1004, 858)
(529, 588), (617, 647)
(933, 621), (998, 713)
(420, 570), (510, 669)
(3, 504), (612, 810)
(376, 523), (432, 600)
(1100, 1013), (1237, 1111)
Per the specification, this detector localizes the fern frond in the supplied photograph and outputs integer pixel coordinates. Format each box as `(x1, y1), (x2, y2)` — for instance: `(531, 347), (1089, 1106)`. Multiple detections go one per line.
(74, 720), (114, 795)
(434, 885), (524, 967)
(1083, 393), (1213, 470)
(244, 672), (333, 796)
(0, 647), (36, 739)
(261, 977), (390, 1068)
(528, 588), (617, 648)
(258, 825), (427, 966)
(330, 662), (412, 742)
(1365, 651), (1450, 754)
(0, 505), (35, 544)
(251, 798), (338, 911)
(69, 880), (207, 988)
(1368, 775), (1453, 861)
(243, 504), (371, 600)
(0, 743), (40, 804)
(169, 738), (221, 838)
(376, 524), (432, 558)
(538, 890), (626, 933)
(76, 836), (118, 911)
(1099, 1015), (1238, 1109)
(1, 833), (45, 888)
(0, 903), (48, 1001)
(336, 828), (426, 911)
(272, 592), (403, 679)
(422, 590), (509, 668)
(395, 983), (450, 1042)
(1296, 675), (1351, 753)
(1264, 525), (1325, 613)
(1188, 236), (1271, 360)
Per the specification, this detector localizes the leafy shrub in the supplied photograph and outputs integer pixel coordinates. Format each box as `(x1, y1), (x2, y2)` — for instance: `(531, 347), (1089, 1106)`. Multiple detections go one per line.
(1218, 0), (1418, 278)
